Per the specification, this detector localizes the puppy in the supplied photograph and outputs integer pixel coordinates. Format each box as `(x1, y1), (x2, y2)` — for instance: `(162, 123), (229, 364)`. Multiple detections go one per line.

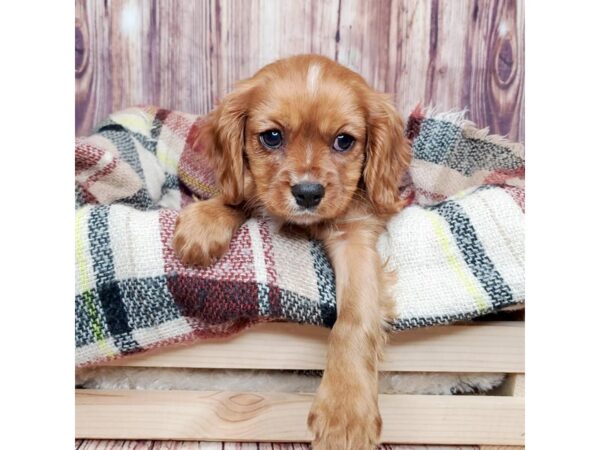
(173, 54), (411, 450)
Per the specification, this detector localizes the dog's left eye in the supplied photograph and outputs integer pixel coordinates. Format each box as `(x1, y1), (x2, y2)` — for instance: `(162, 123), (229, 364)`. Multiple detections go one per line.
(259, 130), (283, 150)
(332, 134), (355, 152)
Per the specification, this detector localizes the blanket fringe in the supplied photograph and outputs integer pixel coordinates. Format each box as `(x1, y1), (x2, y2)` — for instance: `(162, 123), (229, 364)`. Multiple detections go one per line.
(421, 105), (524, 157)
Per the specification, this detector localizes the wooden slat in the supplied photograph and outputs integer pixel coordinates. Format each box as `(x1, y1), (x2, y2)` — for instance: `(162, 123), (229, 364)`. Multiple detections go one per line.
(480, 446), (525, 450)
(76, 440), (481, 449)
(508, 374), (525, 397)
(104, 322), (523, 373)
(466, 0), (525, 143)
(76, 0), (114, 136)
(76, 389), (524, 445)
(77, 439), (156, 449)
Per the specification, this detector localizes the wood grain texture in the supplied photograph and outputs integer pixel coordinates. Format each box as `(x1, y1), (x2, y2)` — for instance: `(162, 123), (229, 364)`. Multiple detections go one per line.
(479, 447), (524, 450)
(75, 0), (524, 141)
(102, 322), (524, 373)
(75, 390), (524, 445)
(76, 441), (479, 450)
(77, 439), (156, 449)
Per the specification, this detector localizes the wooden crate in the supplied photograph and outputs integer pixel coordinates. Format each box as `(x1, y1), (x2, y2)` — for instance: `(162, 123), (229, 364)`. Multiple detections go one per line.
(75, 321), (524, 446)
(75, 0), (525, 445)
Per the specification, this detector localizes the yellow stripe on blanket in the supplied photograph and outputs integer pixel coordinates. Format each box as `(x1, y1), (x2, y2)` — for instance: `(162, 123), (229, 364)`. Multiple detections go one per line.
(178, 168), (220, 196)
(426, 211), (489, 313)
(156, 144), (180, 173)
(75, 208), (114, 358)
(110, 109), (155, 137)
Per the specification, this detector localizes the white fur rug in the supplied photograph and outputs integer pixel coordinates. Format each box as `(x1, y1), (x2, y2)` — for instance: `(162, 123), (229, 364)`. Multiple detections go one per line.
(76, 367), (504, 395)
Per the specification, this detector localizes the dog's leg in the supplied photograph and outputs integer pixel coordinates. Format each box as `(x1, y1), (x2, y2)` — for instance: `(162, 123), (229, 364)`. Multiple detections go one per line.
(308, 217), (395, 450)
(172, 196), (246, 266)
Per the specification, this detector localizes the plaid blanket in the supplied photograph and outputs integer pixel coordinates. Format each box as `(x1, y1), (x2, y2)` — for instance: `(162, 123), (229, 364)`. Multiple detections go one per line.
(75, 106), (525, 367)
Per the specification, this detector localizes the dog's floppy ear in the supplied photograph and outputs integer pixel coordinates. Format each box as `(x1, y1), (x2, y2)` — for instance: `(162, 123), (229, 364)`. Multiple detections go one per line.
(363, 92), (412, 215)
(195, 79), (256, 205)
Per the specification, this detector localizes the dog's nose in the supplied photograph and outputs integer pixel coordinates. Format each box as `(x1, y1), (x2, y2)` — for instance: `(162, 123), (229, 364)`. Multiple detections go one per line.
(291, 183), (325, 209)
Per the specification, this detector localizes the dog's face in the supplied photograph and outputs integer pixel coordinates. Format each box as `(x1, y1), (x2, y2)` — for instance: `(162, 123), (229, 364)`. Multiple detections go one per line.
(198, 55), (411, 224)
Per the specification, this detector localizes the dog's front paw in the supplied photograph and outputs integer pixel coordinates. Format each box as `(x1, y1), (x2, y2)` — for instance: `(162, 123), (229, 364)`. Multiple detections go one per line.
(308, 379), (381, 450)
(172, 199), (243, 267)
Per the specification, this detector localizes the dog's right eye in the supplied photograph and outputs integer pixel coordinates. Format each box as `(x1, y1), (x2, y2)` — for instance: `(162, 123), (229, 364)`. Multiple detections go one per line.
(259, 130), (283, 150)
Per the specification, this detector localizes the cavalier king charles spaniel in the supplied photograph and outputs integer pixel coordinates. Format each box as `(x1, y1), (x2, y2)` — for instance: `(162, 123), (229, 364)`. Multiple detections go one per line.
(173, 54), (411, 450)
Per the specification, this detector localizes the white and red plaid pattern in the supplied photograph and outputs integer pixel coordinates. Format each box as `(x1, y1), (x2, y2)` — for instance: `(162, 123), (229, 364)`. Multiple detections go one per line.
(75, 106), (524, 367)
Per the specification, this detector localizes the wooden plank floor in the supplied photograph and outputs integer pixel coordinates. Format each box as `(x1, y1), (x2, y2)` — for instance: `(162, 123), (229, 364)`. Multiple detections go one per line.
(76, 441), (515, 449)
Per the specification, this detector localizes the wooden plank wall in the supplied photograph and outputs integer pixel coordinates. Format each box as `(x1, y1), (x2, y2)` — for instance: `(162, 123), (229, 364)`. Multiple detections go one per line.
(75, 0), (524, 142)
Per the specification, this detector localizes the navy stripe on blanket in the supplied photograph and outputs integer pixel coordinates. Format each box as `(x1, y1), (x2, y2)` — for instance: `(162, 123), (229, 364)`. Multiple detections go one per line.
(311, 241), (337, 328)
(88, 206), (141, 354)
(430, 200), (513, 309)
(413, 118), (524, 176)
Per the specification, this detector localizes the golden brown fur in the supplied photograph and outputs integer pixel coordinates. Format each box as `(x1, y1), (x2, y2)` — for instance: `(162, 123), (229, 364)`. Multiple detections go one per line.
(173, 54), (411, 449)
